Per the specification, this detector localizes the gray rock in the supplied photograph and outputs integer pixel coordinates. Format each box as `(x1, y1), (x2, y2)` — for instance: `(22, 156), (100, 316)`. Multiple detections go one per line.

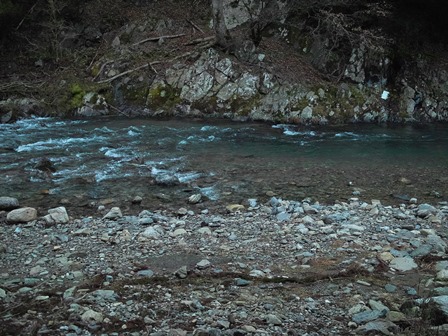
(352, 309), (387, 324)
(265, 314), (282, 325)
(0, 288), (6, 299)
(235, 278), (251, 286)
(137, 269), (154, 277)
(385, 284), (397, 293)
(103, 207), (122, 220)
(357, 320), (398, 336)
(276, 212), (291, 222)
(141, 226), (163, 239)
(410, 244), (432, 258)
(390, 257), (418, 272)
(175, 266), (188, 279)
(0, 197), (19, 210)
(196, 259), (211, 270)
(92, 289), (119, 301)
(417, 203), (437, 217)
(188, 194), (202, 204)
(43, 206), (69, 225)
(81, 309), (104, 323)
(7, 207), (37, 223)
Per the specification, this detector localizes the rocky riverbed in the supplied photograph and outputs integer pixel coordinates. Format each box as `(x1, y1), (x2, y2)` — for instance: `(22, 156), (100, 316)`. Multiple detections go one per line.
(1, 195), (448, 335)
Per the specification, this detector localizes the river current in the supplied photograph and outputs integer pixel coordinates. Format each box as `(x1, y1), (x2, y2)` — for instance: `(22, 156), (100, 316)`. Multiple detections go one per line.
(1, 117), (447, 214)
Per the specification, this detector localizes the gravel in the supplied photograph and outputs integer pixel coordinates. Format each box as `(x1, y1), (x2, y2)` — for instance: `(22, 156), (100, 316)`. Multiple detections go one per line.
(0, 197), (447, 335)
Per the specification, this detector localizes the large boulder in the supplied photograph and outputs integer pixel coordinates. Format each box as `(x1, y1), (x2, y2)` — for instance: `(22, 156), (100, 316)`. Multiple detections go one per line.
(7, 207), (37, 223)
(0, 197), (19, 210)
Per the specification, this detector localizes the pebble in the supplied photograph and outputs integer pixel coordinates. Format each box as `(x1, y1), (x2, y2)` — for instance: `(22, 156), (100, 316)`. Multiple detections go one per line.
(81, 309), (104, 323)
(103, 207), (122, 220)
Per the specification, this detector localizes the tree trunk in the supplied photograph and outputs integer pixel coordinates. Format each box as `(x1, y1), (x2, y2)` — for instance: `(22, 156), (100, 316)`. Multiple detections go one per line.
(211, 0), (232, 49)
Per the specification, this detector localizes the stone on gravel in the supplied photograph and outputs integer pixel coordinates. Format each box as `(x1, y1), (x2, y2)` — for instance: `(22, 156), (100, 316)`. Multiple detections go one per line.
(357, 320), (398, 335)
(265, 314), (282, 325)
(81, 309), (104, 323)
(6, 207), (37, 223)
(352, 309), (387, 324)
(137, 269), (154, 277)
(390, 257), (418, 272)
(226, 204), (245, 212)
(0, 288), (6, 299)
(175, 266), (188, 279)
(43, 206), (69, 224)
(436, 270), (448, 281)
(188, 194), (202, 204)
(196, 259), (211, 270)
(103, 207), (122, 219)
(0, 197), (19, 210)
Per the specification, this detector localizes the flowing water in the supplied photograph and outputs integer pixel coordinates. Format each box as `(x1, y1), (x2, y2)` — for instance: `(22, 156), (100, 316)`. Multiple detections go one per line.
(1, 117), (447, 215)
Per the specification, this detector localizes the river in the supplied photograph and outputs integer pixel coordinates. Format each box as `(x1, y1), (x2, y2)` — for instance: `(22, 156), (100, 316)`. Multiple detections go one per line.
(1, 117), (447, 215)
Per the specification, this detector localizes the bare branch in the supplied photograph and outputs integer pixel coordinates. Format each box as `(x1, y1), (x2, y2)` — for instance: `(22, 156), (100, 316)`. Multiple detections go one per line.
(132, 34), (186, 46)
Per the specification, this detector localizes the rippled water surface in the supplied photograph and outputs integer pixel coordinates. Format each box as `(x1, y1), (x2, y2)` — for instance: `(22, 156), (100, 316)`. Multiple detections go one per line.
(1, 117), (447, 214)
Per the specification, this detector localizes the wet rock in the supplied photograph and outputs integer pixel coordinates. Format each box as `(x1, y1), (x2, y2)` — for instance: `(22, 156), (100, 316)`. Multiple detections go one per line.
(34, 157), (56, 172)
(103, 207), (122, 220)
(43, 206), (69, 225)
(7, 207), (37, 223)
(0, 197), (19, 210)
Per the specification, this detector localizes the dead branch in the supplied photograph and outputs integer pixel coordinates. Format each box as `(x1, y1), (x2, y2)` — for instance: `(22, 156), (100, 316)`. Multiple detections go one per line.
(184, 36), (215, 46)
(106, 103), (129, 117)
(132, 33), (186, 46)
(187, 19), (205, 35)
(97, 62), (160, 84)
(92, 60), (113, 82)
(15, 1), (38, 31)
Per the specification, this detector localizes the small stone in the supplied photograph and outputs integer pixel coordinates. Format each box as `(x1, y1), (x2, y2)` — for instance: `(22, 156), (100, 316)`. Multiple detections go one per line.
(242, 325), (257, 332)
(276, 212), (291, 222)
(35, 295), (50, 301)
(7, 207), (37, 223)
(356, 280), (372, 287)
(132, 196), (143, 204)
(196, 259), (211, 270)
(369, 299), (389, 312)
(387, 311), (406, 322)
(173, 228), (187, 236)
(81, 309), (104, 323)
(352, 309), (387, 324)
(103, 207), (122, 220)
(137, 269), (154, 277)
(177, 207), (188, 215)
(235, 278), (251, 286)
(175, 266), (188, 279)
(188, 194), (202, 204)
(385, 284), (397, 293)
(390, 257), (418, 272)
(226, 204), (245, 212)
(265, 314), (282, 325)
(0, 288), (6, 299)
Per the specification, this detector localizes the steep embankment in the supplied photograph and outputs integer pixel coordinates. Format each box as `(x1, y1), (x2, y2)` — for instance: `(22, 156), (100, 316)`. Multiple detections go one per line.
(0, 0), (447, 124)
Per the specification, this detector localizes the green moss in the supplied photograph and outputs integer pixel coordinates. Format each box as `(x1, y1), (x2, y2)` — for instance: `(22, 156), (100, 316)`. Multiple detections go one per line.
(122, 84), (149, 105)
(147, 84), (182, 110)
(69, 83), (86, 109)
(229, 94), (261, 117)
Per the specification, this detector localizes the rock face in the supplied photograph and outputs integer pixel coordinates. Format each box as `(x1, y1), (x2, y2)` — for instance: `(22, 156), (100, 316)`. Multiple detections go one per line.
(6, 207), (37, 223)
(0, 197), (19, 210)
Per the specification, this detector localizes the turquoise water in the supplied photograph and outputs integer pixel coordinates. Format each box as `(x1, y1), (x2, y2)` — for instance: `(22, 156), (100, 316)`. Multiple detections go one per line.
(1, 117), (447, 213)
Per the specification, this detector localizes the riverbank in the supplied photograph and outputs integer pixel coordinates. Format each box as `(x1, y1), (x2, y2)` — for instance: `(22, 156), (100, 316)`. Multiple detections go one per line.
(1, 196), (448, 335)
